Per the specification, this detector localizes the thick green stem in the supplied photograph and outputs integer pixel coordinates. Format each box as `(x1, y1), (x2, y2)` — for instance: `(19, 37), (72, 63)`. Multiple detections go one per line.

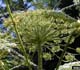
(37, 44), (43, 70)
(4, 0), (32, 70)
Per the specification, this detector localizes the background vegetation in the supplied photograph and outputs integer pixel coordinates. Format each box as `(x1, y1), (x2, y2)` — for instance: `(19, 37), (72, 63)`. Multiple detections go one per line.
(0, 0), (80, 70)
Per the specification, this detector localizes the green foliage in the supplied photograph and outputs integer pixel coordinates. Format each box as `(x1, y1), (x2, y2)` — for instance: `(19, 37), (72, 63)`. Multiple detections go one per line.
(3, 10), (80, 69)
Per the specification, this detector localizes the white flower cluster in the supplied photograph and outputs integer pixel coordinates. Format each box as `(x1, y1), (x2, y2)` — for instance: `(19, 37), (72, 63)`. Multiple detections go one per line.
(58, 61), (80, 70)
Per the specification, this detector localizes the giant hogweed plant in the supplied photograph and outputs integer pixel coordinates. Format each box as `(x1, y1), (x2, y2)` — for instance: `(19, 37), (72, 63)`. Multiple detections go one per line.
(3, 1), (80, 70)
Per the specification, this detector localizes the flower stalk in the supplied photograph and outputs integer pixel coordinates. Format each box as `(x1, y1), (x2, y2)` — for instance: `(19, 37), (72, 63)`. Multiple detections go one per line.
(4, 0), (32, 70)
(37, 43), (43, 70)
